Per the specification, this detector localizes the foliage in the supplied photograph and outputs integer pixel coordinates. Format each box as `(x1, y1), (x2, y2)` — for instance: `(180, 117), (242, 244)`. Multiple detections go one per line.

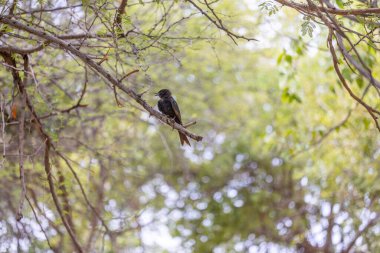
(0, 1), (380, 253)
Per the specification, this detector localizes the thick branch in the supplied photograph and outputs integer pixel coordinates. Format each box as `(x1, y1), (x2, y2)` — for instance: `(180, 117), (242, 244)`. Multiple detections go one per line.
(0, 17), (203, 142)
(57, 170), (76, 235)
(335, 34), (380, 89)
(328, 31), (380, 131)
(44, 140), (83, 253)
(0, 51), (83, 251)
(276, 0), (380, 16)
(115, 0), (128, 31)
(16, 55), (28, 221)
(0, 44), (46, 54)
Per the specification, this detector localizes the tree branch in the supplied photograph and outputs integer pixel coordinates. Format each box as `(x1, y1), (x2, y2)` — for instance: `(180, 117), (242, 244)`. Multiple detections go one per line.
(44, 140), (83, 253)
(276, 0), (380, 16)
(187, 0), (257, 43)
(0, 50), (83, 251)
(328, 31), (380, 131)
(16, 54), (28, 221)
(0, 16), (203, 142)
(0, 43), (46, 54)
(114, 0), (128, 33)
(342, 213), (380, 253)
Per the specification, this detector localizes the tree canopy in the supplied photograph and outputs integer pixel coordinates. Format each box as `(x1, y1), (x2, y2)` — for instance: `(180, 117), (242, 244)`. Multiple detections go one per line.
(0, 0), (380, 252)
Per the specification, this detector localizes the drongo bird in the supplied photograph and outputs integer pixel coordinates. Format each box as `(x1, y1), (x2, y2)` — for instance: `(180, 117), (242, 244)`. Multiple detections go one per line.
(155, 89), (191, 146)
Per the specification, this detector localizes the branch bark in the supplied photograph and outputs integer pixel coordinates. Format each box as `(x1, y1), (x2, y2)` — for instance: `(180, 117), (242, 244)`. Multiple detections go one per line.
(0, 16), (203, 142)
(0, 44), (46, 54)
(187, 0), (257, 43)
(328, 31), (380, 131)
(44, 140), (83, 253)
(0, 51), (83, 252)
(276, 0), (380, 16)
(16, 55), (28, 221)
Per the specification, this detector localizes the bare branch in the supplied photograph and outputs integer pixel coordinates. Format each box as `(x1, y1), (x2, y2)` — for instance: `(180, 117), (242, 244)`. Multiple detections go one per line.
(60, 68), (88, 113)
(183, 121), (197, 128)
(26, 196), (56, 252)
(0, 17), (203, 142)
(276, 0), (380, 16)
(16, 4), (82, 16)
(187, 0), (257, 43)
(335, 34), (380, 90)
(0, 44), (46, 54)
(0, 94), (5, 168)
(16, 54), (28, 221)
(56, 151), (111, 234)
(44, 140), (83, 253)
(114, 0), (128, 34)
(328, 31), (380, 131)
(0, 50), (83, 251)
(342, 213), (380, 253)
(119, 69), (139, 82)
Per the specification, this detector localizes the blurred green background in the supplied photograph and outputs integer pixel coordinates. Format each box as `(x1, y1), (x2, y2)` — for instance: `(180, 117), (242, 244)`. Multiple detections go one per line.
(1, 1), (380, 252)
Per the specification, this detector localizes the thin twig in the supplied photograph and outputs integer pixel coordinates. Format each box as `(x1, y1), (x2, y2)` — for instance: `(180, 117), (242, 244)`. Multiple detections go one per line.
(56, 151), (111, 234)
(118, 69), (139, 82)
(276, 0), (380, 16)
(187, 0), (258, 43)
(26, 196), (56, 252)
(183, 121), (197, 128)
(342, 213), (380, 253)
(60, 68), (88, 113)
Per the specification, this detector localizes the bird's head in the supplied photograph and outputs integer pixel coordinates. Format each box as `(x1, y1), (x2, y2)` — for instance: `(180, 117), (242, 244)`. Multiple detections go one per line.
(155, 89), (172, 98)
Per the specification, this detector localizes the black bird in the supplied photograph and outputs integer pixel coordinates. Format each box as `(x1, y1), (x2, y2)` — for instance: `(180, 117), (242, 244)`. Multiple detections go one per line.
(155, 89), (191, 146)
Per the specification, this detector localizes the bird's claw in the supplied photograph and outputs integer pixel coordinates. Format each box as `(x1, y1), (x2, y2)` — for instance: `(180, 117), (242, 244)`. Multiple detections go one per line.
(168, 117), (176, 129)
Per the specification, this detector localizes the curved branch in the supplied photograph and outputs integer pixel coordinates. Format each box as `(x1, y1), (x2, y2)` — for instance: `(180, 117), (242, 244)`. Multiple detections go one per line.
(342, 213), (380, 253)
(335, 34), (380, 89)
(276, 0), (380, 16)
(0, 43), (46, 54)
(328, 31), (380, 131)
(0, 51), (83, 252)
(187, 0), (257, 43)
(44, 140), (83, 253)
(0, 16), (203, 142)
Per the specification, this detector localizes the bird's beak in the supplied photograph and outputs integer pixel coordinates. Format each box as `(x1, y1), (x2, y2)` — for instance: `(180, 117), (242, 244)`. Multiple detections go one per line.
(154, 93), (158, 97)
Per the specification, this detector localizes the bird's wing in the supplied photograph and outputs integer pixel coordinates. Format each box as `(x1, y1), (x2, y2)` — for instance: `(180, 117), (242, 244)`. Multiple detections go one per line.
(157, 99), (164, 113)
(170, 97), (182, 124)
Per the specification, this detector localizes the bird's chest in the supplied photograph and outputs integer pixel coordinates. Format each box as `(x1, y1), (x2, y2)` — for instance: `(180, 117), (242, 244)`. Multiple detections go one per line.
(158, 99), (176, 117)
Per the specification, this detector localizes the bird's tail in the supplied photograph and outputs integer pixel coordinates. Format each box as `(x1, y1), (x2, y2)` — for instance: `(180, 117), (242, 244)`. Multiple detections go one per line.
(178, 131), (191, 146)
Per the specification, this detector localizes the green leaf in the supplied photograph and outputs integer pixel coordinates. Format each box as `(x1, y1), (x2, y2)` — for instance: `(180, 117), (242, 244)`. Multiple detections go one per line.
(336, 0), (345, 8)
(277, 51), (285, 64)
(356, 76), (364, 88)
(296, 46), (303, 55)
(363, 118), (371, 130)
(285, 54), (292, 64)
